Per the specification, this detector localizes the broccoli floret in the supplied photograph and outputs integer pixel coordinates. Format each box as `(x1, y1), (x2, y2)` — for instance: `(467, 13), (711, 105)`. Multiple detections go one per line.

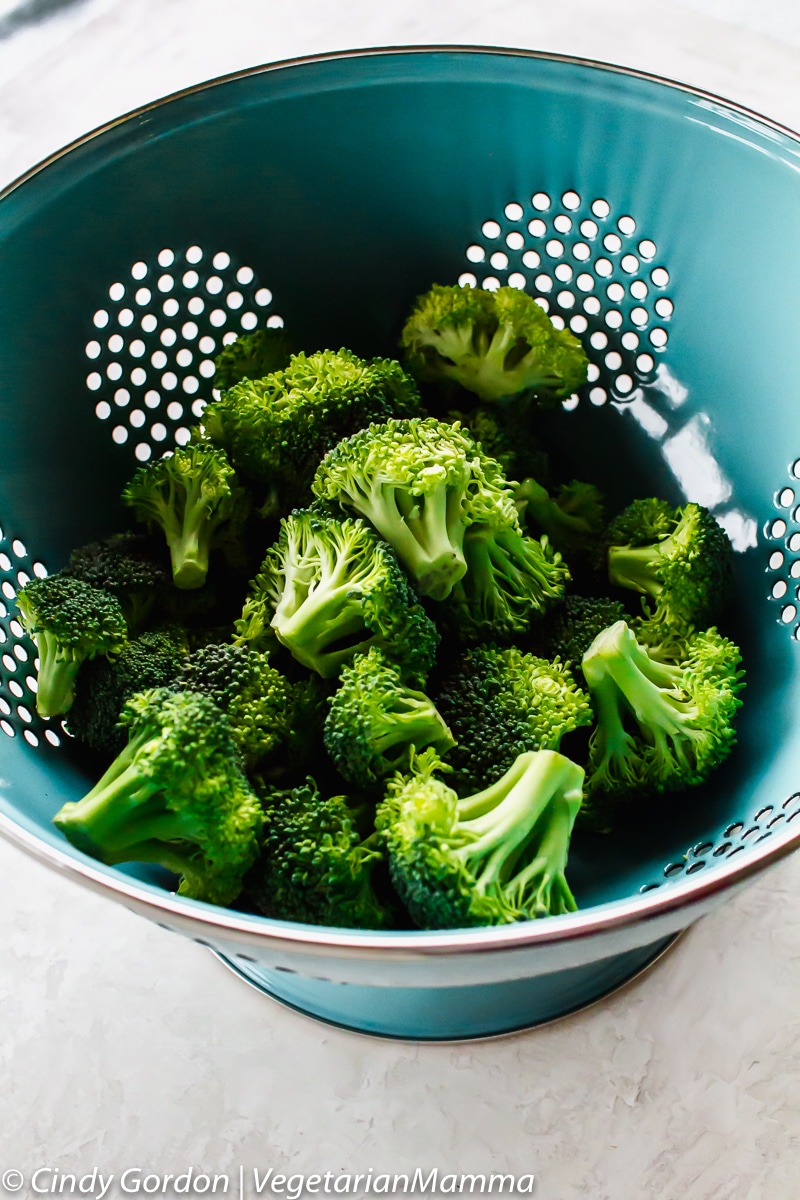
(543, 594), (629, 666)
(445, 524), (570, 640)
(173, 642), (296, 769)
(400, 284), (588, 404)
(247, 777), (392, 928)
(236, 511), (439, 681)
(53, 688), (263, 905)
(202, 348), (422, 509)
(435, 645), (593, 792)
(61, 532), (171, 635)
(122, 442), (249, 590)
(213, 328), (293, 391)
(606, 500), (733, 633)
(312, 417), (519, 600)
(580, 620), (745, 829)
(517, 478), (605, 554)
(16, 576), (128, 719)
(324, 647), (455, 788)
(67, 627), (188, 757)
(377, 748), (584, 928)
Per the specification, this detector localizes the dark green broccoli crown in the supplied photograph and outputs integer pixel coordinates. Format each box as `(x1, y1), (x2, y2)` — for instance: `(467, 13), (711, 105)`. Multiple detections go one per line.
(67, 628), (188, 756)
(54, 687), (263, 906)
(606, 500), (734, 630)
(544, 594), (629, 666)
(247, 778), (391, 929)
(400, 283), (588, 403)
(213, 328), (293, 392)
(174, 642), (295, 768)
(580, 620), (745, 828)
(237, 510), (439, 681)
(324, 647), (455, 788)
(446, 524), (570, 641)
(377, 748), (584, 929)
(16, 575), (128, 656)
(312, 416), (519, 600)
(518, 478), (606, 553)
(203, 348), (422, 499)
(121, 441), (249, 590)
(62, 532), (170, 597)
(435, 644), (593, 792)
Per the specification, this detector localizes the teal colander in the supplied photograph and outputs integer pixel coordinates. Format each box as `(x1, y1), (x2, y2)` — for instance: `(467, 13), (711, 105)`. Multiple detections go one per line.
(2, 47), (799, 1040)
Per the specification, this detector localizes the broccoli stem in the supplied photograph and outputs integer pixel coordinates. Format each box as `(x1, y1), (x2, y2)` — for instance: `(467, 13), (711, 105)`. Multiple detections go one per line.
(361, 482), (468, 600)
(165, 479), (217, 590)
(456, 751), (582, 895)
(607, 543), (664, 597)
(511, 793), (578, 915)
(33, 631), (83, 718)
(371, 692), (455, 759)
(273, 584), (369, 676)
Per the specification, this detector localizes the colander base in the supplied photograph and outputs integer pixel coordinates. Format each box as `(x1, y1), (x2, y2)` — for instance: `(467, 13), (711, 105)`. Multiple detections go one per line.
(212, 932), (681, 1040)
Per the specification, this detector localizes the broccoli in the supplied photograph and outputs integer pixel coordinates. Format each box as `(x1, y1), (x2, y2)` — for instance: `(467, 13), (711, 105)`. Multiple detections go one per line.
(400, 284), (588, 404)
(173, 642), (296, 769)
(435, 645), (593, 792)
(213, 328), (293, 392)
(61, 532), (171, 634)
(247, 777), (392, 928)
(376, 748), (584, 929)
(312, 417), (519, 600)
(67, 627), (188, 757)
(324, 647), (455, 788)
(16, 575), (128, 719)
(445, 523), (570, 640)
(542, 594), (629, 666)
(606, 499), (734, 633)
(580, 620), (745, 829)
(122, 442), (249, 590)
(235, 510), (439, 681)
(202, 348), (422, 509)
(53, 688), (263, 905)
(517, 478), (605, 554)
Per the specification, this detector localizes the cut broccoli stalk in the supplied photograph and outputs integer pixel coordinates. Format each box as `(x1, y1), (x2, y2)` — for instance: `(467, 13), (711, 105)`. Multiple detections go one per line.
(378, 748), (584, 928)
(33, 631), (83, 720)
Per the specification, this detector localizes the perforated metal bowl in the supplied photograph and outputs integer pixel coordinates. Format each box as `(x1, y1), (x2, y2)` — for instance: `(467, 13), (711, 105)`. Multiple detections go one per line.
(2, 47), (800, 1040)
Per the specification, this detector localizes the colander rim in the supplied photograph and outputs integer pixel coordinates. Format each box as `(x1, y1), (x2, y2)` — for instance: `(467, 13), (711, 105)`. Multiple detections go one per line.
(1, 43), (799, 958)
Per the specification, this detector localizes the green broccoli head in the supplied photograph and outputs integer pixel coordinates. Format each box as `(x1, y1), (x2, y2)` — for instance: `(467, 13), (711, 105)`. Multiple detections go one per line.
(122, 442), (249, 590)
(213, 328), (293, 392)
(202, 348), (422, 509)
(377, 748), (584, 929)
(61, 532), (171, 634)
(67, 627), (188, 757)
(235, 510), (440, 681)
(324, 647), (455, 788)
(446, 405), (550, 484)
(312, 416), (519, 600)
(16, 575), (128, 719)
(247, 777), (392, 929)
(445, 523), (570, 641)
(53, 688), (263, 906)
(173, 642), (296, 769)
(400, 284), (588, 404)
(517, 478), (605, 555)
(606, 500), (734, 634)
(435, 644), (593, 792)
(580, 620), (745, 829)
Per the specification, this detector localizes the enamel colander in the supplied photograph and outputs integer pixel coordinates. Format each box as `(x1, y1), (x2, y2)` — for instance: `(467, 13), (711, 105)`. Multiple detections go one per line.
(2, 47), (799, 1040)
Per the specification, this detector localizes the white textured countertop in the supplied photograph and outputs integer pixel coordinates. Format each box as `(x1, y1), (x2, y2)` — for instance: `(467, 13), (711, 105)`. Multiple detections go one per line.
(2, 3), (800, 1197)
